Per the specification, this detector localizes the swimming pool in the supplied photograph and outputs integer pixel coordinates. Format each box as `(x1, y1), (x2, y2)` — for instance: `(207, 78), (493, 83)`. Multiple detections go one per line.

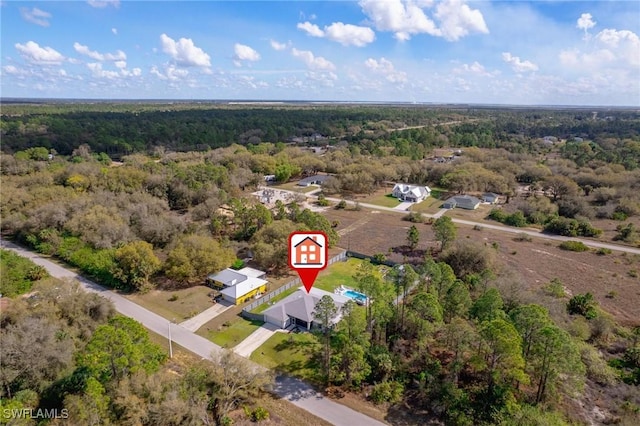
(344, 289), (368, 304)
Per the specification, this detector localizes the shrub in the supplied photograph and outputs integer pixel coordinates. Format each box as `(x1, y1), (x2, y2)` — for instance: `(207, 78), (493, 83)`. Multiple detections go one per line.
(251, 407), (270, 422)
(488, 208), (507, 222)
(231, 259), (245, 270)
(403, 211), (424, 223)
(543, 278), (566, 298)
(335, 200), (347, 210)
(579, 343), (618, 386)
(514, 233), (532, 242)
(567, 293), (598, 319)
(559, 241), (589, 252)
(372, 253), (387, 264)
(168, 294), (179, 302)
(544, 217), (602, 237)
(316, 194), (330, 207)
(369, 381), (404, 405)
(473, 224), (483, 231)
(505, 211), (527, 227)
(596, 248), (612, 255)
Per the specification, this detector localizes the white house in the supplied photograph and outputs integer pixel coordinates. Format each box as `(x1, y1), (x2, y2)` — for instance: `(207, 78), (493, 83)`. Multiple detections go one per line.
(392, 184), (431, 202)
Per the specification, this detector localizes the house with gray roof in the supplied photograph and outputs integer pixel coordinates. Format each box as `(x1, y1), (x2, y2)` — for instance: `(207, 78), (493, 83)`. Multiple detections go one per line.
(442, 195), (481, 210)
(482, 192), (500, 204)
(392, 184), (431, 202)
(263, 287), (350, 330)
(297, 175), (333, 187)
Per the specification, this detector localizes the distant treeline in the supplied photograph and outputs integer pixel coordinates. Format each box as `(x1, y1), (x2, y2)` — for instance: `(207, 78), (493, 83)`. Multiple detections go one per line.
(1, 104), (639, 165)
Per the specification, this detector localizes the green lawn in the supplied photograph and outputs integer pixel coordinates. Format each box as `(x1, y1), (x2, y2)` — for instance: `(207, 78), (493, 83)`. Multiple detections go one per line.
(409, 196), (445, 213)
(205, 318), (264, 349)
(314, 258), (364, 292)
(251, 287), (299, 313)
(362, 193), (401, 208)
(250, 332), (322, 383)
(314, 257), (388, 293)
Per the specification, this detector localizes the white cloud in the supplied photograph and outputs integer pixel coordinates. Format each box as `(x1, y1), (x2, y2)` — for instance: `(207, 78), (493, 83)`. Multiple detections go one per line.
(87, 0), (120, 8)
(359, 0), (487, 41)
(364, 57), (407, 83)
(324, 23), (375, 47)
(560, 28), (640, 69)
(270, 40), (288, 51)
(502, 52), (538, 72)
(298, 21), (375, 47)
(160, 34), (211, 67)
(577, 13), (596, 31)
(74, 42), (126, 61)
(297, 21), (324, 38)
(112, 28), (118, 35)
(453, 61), (497, 77)
(15, 41), (65, 64)
(3, 65), (25, 75)
(87, 62), (120, 79)
(114, 60), (127, 69)
(233, 43), (261, 67)
(20, 7), (51, 27)
(150, 64), (189, 81)
(291, 48), (336, 71)
(434, 0), (489, 41)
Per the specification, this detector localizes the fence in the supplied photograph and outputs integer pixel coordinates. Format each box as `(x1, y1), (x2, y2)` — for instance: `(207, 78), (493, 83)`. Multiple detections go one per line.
(241, 250), (347, 318)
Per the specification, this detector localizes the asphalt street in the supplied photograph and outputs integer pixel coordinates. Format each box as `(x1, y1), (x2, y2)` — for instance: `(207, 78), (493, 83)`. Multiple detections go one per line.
(0, 239), (388, 426)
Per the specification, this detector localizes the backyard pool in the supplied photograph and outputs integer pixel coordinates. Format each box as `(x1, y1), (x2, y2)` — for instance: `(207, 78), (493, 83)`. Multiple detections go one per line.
(343, 289), (368, 305)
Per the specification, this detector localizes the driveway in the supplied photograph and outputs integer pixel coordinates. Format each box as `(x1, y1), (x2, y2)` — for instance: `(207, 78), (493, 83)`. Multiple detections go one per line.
(179, 301), (233, 332)
(394, 201), (414, 211)
(0, 239), (389, 426)
(233, 323), (283, 357)
(433, 208), (449, 218)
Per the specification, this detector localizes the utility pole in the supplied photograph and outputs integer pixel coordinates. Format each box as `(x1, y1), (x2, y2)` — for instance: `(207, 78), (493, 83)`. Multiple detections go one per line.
(168, 320), (173, 359)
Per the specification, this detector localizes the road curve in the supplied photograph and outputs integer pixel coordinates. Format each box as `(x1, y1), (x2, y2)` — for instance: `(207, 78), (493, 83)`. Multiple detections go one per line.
(0, 239), (388, 426)
(267, 187), (640, 255)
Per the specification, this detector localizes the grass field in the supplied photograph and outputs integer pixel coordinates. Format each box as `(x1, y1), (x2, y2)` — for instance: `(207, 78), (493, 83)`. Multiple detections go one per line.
(314, 257), (366, 292)
(409, 196), (444, 213)
(204, 318), (264, 348)
(126, 286), (214, 321)
(362, 193), (401, 208)
(250, 332), (321, 383)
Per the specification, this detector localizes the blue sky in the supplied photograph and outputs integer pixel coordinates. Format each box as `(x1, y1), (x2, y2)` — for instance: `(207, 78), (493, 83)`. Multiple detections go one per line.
(1, 0), (639, 105)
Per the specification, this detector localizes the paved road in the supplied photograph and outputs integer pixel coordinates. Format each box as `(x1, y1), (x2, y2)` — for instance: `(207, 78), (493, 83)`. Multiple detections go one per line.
(0, 239), (388, 426)
(270, 188), (640, 255)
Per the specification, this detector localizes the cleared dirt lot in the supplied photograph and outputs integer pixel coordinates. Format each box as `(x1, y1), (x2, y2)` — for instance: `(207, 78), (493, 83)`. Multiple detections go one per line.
(324, 208), (640, 326)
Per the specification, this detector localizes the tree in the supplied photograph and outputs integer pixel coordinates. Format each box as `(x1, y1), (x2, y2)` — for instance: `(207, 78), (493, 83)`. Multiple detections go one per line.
(333, 301), (370, 388)
(209, 352), (273, 425)
(479, 318), (527, 413)
(530, 325), (584, 403)
(510, 304), (551, 362)
(433, 216), (456, 250)
(112, 241), (161, 291)
(77, 316), (166, 384)
(251, 219), (300, 274)
(313, 295), (338, 385)
(442, 280), (472, 322)
(165, 235), (235, 284)
(471, 288), (505, 323)
(407, 225), (420, 250)
(542, 175), (579, 202)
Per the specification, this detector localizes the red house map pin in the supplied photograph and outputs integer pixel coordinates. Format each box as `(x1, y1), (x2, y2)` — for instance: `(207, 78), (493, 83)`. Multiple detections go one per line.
(288, 231), (328, 293)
